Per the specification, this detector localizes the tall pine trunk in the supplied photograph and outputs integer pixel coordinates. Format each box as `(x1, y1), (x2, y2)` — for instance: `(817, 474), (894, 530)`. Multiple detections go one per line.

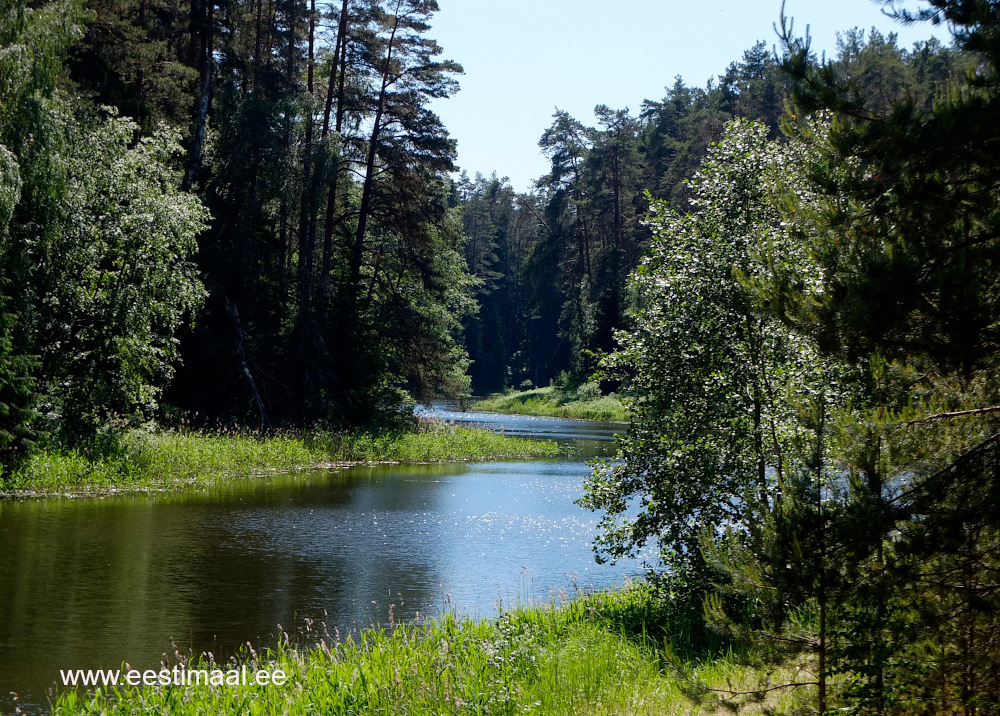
(320, 0), (350, 313)
(297, 0), (316, 329)
(350, 12), (400, 301)
(183, 0), (213, 191)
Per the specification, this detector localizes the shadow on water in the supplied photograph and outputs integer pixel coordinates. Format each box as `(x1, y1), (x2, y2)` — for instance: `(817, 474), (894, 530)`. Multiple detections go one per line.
(0, 410), (643, 713)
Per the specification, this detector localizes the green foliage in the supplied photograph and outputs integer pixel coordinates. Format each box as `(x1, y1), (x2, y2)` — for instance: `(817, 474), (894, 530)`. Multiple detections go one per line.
(5, 420), (558, 494)
(581, 122), (832, 610)
(164, 0), (474, 427)
(67, 0), (198, 130)
(474, 385), (628, 423)
(357, 209), (478, 407)
(2, 0), (479, 434)
(458, 30), (950, 402)
(48, 586), (808, 716)
(0, 145), (19, 224)
(533, 104), (645, 384)
(1, 0), (208, 457)
(0, 144), (35, 472)
(40, 112), (208, 435)
(456, 172), (540, 393)
(584, 8), (1000, 712)
(768, 7), (1000, 709)
(0, 0), (89, 464)
(778, 6), (1000, 373)
(0, 103), (210, 441)
(0, 0), (88, 124)
(0, 285), (37, 473)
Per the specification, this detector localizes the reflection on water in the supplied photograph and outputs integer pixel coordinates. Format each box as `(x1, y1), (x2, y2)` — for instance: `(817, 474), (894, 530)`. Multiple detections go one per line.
(0, 410), (643, 712)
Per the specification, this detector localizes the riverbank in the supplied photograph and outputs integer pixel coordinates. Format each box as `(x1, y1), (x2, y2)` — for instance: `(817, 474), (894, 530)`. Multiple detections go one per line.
(473, 385), (629, 423)
(2, 420), (559, 497)
(49, 585), (810, 716)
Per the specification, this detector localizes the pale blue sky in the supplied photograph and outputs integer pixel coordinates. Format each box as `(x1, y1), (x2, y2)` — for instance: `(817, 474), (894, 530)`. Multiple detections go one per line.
(428, 0), (949, 191)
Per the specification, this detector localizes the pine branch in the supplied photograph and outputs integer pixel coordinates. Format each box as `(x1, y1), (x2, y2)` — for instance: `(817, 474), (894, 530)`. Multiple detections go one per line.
(701, 679), (819, 698)
(517, 196), (552, 236)
(903, 405), (1000, 424)
(886, 430), (1000, 508)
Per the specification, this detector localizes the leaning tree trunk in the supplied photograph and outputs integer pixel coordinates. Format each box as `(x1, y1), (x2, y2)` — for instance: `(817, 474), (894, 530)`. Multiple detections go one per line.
(224, 297), (271, 432)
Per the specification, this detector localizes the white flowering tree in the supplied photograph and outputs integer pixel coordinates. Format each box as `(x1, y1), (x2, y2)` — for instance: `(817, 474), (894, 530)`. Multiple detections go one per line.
(580, 122), (845, 706)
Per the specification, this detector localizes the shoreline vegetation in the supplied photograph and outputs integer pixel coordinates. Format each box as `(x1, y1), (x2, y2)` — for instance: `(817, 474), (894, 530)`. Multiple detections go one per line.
(472, 384), (629, 423)
(1, 420), (559, 497)
(50, 585), (810, 716)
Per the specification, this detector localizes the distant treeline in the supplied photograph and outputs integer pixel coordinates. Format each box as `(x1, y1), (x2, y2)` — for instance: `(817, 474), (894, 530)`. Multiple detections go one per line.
(456, 31), (972, 393)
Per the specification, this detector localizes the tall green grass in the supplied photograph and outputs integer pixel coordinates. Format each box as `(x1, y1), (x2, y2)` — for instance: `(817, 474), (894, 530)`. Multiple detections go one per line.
(3, 421), (558, 495)
(50, 587), (813, 716)
(308, 421), (559, 463)
(474, 385), (629, 423)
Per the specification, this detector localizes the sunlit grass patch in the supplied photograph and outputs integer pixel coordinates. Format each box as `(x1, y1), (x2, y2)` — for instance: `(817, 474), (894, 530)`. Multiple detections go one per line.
(4, 420), (558, 496)
(49, 586), (815, 716)
(474, 386), (629, 423)
(8, 449), (124, 492)
(311, 420), (560, 463)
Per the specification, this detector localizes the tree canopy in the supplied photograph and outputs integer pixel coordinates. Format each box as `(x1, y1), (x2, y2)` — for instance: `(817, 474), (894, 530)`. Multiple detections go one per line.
(0, 0), (476, 453)
(581, 3), (1000, 711)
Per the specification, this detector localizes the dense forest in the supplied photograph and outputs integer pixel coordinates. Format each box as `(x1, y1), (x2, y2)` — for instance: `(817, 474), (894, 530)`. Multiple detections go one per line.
(456, 29), (973, 393)
(4, 0), (1000, 711)
(577, 3), (1000, 713)
(1, 0), (474, 457)
(0, 0), (975, 436)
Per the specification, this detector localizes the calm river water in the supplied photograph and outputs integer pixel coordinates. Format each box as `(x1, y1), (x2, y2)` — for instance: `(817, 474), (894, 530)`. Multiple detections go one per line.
(0, 408), (646, 713)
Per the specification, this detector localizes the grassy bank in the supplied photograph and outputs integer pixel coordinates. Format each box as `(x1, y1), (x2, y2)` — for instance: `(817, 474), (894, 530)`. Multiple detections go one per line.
(50, 586), (811, 716)
(2, 420), (559, 496)
(474, 384), (629, 423)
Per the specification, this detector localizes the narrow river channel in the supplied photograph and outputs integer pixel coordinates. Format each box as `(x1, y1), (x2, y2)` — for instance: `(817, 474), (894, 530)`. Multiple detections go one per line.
(0, 408), (649, 713)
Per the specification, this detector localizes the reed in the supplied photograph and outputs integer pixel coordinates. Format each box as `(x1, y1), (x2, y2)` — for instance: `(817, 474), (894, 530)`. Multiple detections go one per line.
(4, 420), (558, 496)
(307, 420), (560, 463)
(49, 586), (812, 716)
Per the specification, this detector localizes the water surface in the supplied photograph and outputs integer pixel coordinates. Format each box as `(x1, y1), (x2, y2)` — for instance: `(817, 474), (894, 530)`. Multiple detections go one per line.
(0, 410), (642, 713)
